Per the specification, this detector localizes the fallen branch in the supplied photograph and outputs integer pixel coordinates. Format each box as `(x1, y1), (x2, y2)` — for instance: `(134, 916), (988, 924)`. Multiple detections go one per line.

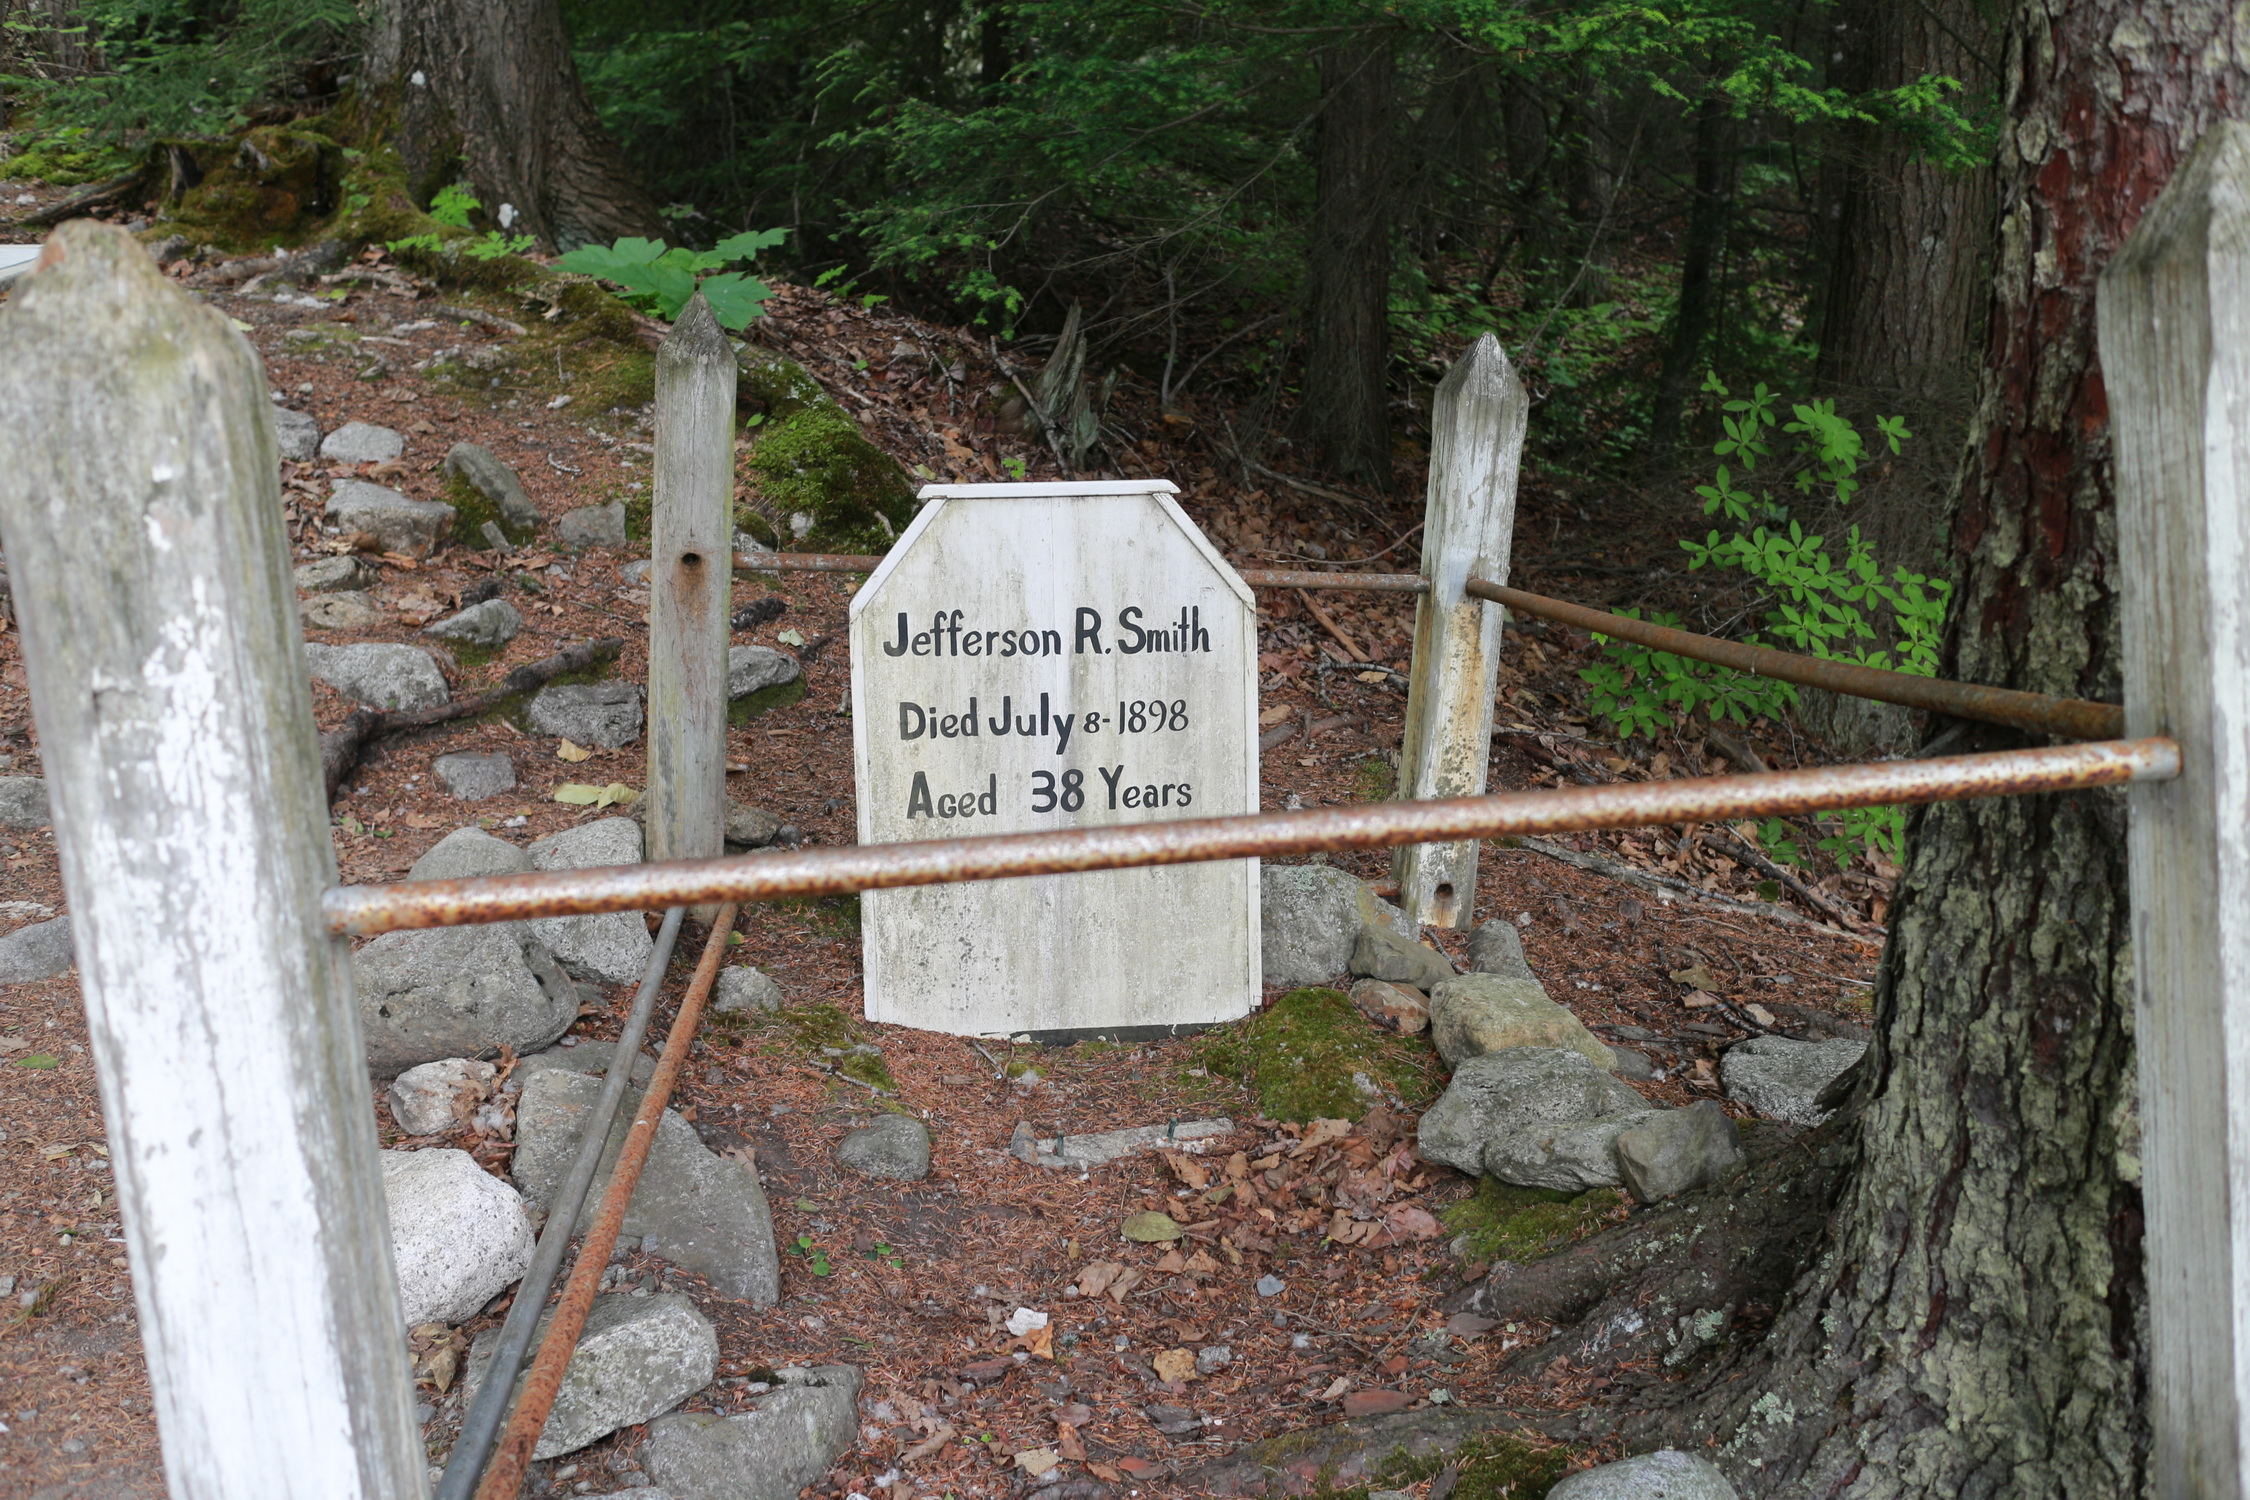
(320, 637), (621, 802)
(3, 167), (149, 230)
(431, 303), (528, 337)
(1297, 589), (1370, 664)
(1704, 823), (1868, 931)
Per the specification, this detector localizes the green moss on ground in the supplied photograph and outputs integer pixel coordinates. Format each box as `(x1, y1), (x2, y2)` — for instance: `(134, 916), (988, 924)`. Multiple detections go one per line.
(165, 126), (345, 250)
(742, 403), (915, 555)
(729, 675), (808, 726)
(763, 1000), (896, 1091)
(1355, 755), (1397, 801)
(442, 473), (536, 548)
(1200, 987), (1439, 1122)
(1439, 1176), (1630, 1264)
(2, 127), (137, 185)
(1321, 1434), (1577, 1500)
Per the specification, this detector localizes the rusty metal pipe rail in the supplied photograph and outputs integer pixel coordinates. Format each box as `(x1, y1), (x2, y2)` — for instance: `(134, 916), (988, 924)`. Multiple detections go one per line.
(732, 551), (2122, 741)
(325, 739), (2175, 936)
(1470, 580), (2126, 742)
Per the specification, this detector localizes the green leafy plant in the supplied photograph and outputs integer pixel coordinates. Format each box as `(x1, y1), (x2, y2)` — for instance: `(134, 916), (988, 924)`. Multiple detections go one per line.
(386, 184), (537, 261)
(793, 1234), (833, 1276)
(556, 228), (786, 329)
(1583, 375), (1951, 863)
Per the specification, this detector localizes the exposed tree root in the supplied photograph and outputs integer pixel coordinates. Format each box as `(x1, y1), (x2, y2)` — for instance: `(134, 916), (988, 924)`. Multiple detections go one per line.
(1180, 1404), (1575, 1496)
(320, 635), (620, 802)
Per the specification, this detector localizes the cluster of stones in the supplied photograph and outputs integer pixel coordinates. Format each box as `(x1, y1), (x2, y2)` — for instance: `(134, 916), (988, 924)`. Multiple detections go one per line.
(1256, 861), (1865, 1202)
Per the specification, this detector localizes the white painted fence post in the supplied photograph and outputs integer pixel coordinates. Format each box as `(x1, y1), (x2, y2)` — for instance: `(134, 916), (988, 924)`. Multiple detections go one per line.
(1393, 334), (1527, 928)
(646, 294), (736, 877)
(0, 224), (426, 1499)
(2100, 119), (2250, 1500)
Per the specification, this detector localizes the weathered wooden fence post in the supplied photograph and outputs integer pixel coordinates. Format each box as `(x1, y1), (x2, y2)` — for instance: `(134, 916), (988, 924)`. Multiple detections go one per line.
(0, 224), (426, 1498)
(1393, 334), (1527, 927)
(646, 294), (736, 878)
(2100, 119), (2250, 1500)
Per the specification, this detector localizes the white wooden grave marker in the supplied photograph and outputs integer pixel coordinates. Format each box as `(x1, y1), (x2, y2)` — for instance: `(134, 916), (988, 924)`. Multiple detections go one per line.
(850, 481), (1259, 1037)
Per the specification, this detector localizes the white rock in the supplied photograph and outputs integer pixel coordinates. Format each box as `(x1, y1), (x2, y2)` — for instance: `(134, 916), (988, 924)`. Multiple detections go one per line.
(433, 752), (518, 801)
(1720, 1036), (1867, 1126)
(304, 641), (450, 712)
(424, 598), (523, 648)
(326, 480), (456, 558)
(1547, 1450), (1740, 1500)
(0, 775), (48, 830)
(390, 1058), (498, 1135)
(272, 407), (321, 463)
(465, 1293), (719, 1459)
(726, 646), (799, 699)
(712, 967), (783, 1014)
(320, 420), (406, 464)
(381, 1148), (534, 1326)
(527, 819), (653, 984)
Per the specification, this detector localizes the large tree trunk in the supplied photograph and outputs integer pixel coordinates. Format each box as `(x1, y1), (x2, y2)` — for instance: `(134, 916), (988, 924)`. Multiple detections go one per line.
(1459, 3), (2246, 1493)
(1798, 0), (1997, 754)
(1685, 3), (2245, 1491)
(1645, 95), (1735, 472)
(1302, 36), (1396, 491)
(365, 0), (663, 250)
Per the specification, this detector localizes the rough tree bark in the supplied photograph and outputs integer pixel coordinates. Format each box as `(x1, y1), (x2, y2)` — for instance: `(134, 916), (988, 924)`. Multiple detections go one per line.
(364, 0), (663, 250)
(1303, 35), (1396, 491)
(1798, 0), (1999, 756)
(1645, 95), (1736, 472)
(1462, 4), (2247, 1494)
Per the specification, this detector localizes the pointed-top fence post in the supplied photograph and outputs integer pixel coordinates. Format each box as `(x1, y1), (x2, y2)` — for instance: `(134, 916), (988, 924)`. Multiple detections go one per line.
(0, 223), (425, 1497)
(647, 293), (737, 886)
(2102, 119), (2250, 1500)
(1393, 334), (1527, 927)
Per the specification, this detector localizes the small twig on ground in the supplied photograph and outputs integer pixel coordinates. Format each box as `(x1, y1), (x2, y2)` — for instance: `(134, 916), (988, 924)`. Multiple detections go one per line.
(1511, 835), (1846, 935)
(430, 303), (528, 337)
(1296, 590), (1370, 664)
(1705, 823), (1866, 930)
(320, 636), (622, 802)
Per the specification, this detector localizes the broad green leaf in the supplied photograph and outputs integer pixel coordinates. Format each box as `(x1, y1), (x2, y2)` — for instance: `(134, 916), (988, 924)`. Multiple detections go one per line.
(699, 272), (776, 330)
(711, 228), (789, 261)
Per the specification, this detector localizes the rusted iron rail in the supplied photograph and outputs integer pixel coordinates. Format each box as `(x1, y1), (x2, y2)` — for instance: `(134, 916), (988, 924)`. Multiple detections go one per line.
(473, 908), (738, 1500)
(326, 739), (2174, 936)
(1469, 580), (2126, 742)
(733, 551), (2122, 740)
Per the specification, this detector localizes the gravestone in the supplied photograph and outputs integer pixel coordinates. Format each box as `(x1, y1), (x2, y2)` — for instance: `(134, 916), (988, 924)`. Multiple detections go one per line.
(850, 481), (1258, 1038)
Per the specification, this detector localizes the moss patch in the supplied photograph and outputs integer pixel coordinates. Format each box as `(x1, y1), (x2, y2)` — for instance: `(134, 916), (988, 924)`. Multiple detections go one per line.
(1439, 1176), (1630, 1264)
(1355, 755), (1397, 801)
(1200, 988), (1439, 1122)
(2, 127), (137, 185)
(742, 404), (914, 555)
(442, 473), (536, 548)
(763, 1000), (895, 1091)
(729, 675), (808, 726)
(1323, 1433), (1577, 1500)
(166, 127), (344, 250)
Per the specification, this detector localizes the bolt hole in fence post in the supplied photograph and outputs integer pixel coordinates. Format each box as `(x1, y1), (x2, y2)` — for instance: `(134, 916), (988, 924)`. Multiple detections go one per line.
(2099, 119), (2250, 1496)
(0, 222), (427, 1496)
(1394, 333), (1528, 927)
(647, 294), (736, 922)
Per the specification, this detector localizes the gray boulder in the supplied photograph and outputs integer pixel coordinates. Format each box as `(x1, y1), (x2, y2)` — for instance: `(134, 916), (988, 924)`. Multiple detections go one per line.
(442, 443), (541, 532)
(272, 406), (321, 463)
(1547, 1450), (1740, 1500)
(1482, 1110), (1655, 1192)
(713, 967), (783, 1014)
(1350, 924), (1455, 991)
(0, 918), (73, 985)
(433, 752), (518, 802)
(326, 480), (455, 558)
(558, 501), (628, 550)
(1609, 1047), (1656, 1082)
(0, 774), (47, 829)
(529, 681), (644, 749)
(1466, 918), (1532, 977)
(725, 802), (781, 850)
(1260, 864), (1413, 988)
(516, 1039), (655, 1087)
(643, 1365), (862, 1500)
(1720, 1036), (1868, 1126)
(425, 598), (522, 648)
(321, 420), (406, 465)
(1417, 1046), (1650, 1178)
(304, 641), (449, 712)
(409, 826), (533, 883)
(528, 819), (652, 985)
(355, 923), (578, 1075)
(294, 555), (377, 593)
(465, 1293), (718, 1460)
(389, 1057), (497, 1136)
(513, 1069), (780, 1304)
(1427, 972), (1615, 1072)
(727, 646), (799, 699)
(1615, 1102), (1744, 1203)
(836, 1115), (931, 1181)
(380, 1147), (534, 1327)
(302, 592), (388, 632)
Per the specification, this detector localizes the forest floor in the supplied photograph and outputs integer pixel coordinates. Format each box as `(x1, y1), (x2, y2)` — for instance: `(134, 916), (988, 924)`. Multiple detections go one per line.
(0, 231), (1889, 1499)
